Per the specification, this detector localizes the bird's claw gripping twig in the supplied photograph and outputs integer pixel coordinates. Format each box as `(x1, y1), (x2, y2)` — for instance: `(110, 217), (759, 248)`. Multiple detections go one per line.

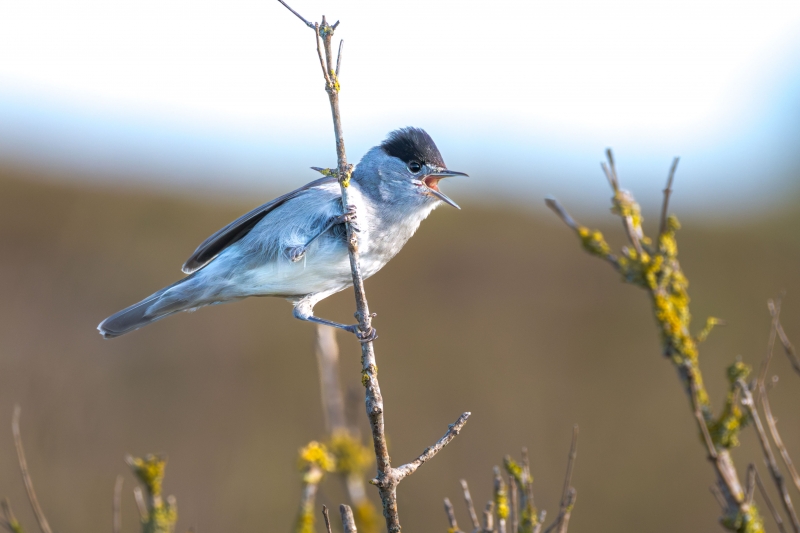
(346, 324), (378, 343)
(336, 204), (360, 233)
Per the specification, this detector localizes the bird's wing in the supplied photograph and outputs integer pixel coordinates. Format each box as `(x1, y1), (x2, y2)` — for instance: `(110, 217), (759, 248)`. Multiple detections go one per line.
(182, 176), (338, 274)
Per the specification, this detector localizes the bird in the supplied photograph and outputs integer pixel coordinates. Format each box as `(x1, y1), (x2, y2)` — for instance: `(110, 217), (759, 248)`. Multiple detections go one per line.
(97, 127), (467, 341)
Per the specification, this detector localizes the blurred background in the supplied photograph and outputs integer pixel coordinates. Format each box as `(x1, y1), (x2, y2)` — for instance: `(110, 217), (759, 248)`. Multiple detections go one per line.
(1, 0), (799, 531)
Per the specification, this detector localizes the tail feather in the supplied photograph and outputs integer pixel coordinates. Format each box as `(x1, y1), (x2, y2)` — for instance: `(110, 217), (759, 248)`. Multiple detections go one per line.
(98, 277), (196, 338)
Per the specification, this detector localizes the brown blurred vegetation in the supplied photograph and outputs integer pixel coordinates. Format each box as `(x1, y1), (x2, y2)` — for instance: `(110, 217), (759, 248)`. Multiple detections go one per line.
(0, 164), (798, 532)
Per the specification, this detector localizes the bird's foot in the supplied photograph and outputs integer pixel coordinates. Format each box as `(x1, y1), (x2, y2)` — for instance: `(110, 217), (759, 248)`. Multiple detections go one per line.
(346, 324), (378, 343)
(287, 245), (306, 263)
(334, 204), (361, 232)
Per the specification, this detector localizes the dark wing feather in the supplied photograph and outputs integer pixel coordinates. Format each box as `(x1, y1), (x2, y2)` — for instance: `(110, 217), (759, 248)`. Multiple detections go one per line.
(182, 176), (337, 273)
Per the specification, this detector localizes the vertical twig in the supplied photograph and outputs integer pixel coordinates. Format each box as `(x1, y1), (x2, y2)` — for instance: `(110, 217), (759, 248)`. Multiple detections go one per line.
(745, 464), (757, 508)
(341, 504), (358, 533)
(508, 475), (518, 533)
(755, 298), (782, 403)
(532, 510), (546, 533)
(493, 467), (507, 533)
(560, 426), (578, 505)
(132, 487), (148, 522)
(323, 505), (333, 533)
(659, 157), (680, 236)
(739, 380), (800, 532)
(12, 406), (53, 533)
(277, 4), (470, 531)
(460, 480), (481, 533)
(316, 325), (347, 434)
(444, 498), (464, 533)
(482, 502), (495, 533)
(113, 475), (123, 533)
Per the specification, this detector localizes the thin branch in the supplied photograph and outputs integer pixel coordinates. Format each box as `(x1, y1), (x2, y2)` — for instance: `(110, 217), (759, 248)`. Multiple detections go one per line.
(336, 40), (344, 78)
(521, 447), (535, 513)
(710, 485), (727, 509)
(482, 501), (494, 533)
(543, 488), (576, 533)
(391, 413), (470, 481)
(276, 0), (315, 28)
(560, 425), (579, 505)
(113, 475), (123, 533)
(132, 487), (148, 522)
(340, 504), (358, 533)
(532, 510), (546, 533)
(745, 464), (757, 508)
(315, 325), (347, 433)
(738, 380), (800, 532)
(544, 198), (579, 230)
(444, 498), (464, 533)
(544, 197), (620, 268)
(314, 23), (332, 85)
(460, 479), (481, 532)
(775, 315), (800, 378)
(12, 406), (52, 533)
(493, 467), (507, 533)
(756, 467), (788, 533)
(658, 157), (680, 236)
(760, 383), (800, 493)
(509, 475), (518, 533)
(322, 505), (333, 533)
(686, 366), (718, 460)
(756, 298), (782, 401)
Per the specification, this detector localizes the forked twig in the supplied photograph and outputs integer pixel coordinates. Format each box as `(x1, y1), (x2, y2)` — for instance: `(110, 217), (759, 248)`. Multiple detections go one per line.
(12, 406), (53, 533)
(738, 380), (800, 532)
(542, 488), (576, 533)
(378, 412), (471, 483)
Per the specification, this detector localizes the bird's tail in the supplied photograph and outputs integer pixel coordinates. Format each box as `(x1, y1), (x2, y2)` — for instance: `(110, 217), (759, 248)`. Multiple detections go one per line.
(98, 275), (201, 338)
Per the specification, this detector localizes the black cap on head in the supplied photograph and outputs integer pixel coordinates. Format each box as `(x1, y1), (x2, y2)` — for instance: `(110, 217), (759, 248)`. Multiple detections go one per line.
(380, 127), (446, 168)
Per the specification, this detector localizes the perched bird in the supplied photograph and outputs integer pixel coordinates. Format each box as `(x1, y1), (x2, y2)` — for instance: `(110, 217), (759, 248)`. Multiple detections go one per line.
(98, 127), (466, 341)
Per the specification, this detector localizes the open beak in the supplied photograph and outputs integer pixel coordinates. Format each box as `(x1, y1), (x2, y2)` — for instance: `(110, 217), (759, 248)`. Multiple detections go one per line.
(422, 168), (468, 209)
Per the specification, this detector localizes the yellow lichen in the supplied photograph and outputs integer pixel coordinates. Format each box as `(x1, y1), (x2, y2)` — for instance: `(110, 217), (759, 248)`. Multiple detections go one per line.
(298, 441), (335, 474)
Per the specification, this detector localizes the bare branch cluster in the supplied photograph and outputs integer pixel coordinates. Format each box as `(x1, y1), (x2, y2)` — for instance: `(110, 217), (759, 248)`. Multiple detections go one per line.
(444, 427), (578, 533)
(548, 151), (800, 533)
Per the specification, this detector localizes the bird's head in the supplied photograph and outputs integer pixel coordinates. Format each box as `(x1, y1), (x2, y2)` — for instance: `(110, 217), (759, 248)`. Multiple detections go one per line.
(354, 127), (467, 209)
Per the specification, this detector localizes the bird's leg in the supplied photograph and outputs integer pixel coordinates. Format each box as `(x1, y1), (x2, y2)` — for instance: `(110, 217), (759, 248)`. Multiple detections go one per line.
(288, 204), (360, 262)
(293, 296), (377, 343)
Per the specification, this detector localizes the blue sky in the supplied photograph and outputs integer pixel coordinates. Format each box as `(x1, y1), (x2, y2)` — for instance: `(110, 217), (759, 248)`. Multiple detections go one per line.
(1, 0), (799, 214)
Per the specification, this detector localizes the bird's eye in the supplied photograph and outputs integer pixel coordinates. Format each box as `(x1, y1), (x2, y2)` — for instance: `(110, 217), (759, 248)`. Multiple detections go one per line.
(408, 161), (422, 173)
